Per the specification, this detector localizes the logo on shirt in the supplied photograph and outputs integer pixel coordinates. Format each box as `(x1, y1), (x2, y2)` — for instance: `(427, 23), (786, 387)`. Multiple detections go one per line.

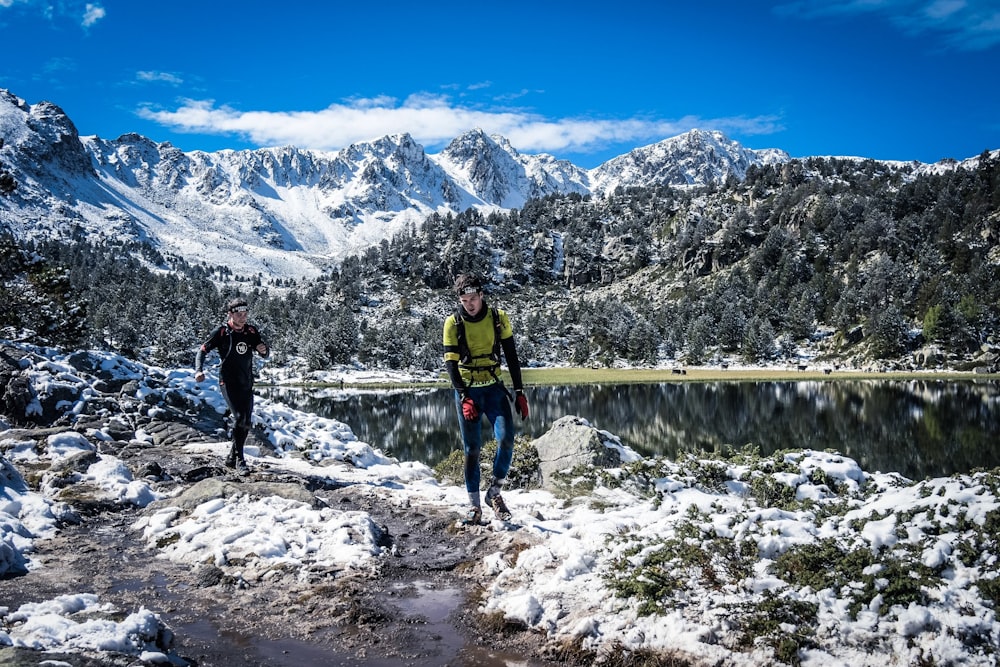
(236, 342), (249, 355)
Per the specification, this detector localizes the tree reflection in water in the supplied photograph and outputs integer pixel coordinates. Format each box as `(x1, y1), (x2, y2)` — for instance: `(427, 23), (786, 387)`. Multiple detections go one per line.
(260, 380), (1000, 481)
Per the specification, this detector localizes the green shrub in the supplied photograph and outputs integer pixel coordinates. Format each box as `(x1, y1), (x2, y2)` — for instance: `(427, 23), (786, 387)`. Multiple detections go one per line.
(772, 539), (939, 619)
(748, 473), (802, 510)
(433, 434), (541, 490)
(772, 538), (872, 593)
(733, 592), (818, 666)
(604, 520), (757, 615)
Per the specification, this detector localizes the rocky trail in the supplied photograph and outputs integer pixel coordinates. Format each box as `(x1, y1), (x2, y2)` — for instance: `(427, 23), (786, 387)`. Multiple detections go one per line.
(0, 413), (564, 667)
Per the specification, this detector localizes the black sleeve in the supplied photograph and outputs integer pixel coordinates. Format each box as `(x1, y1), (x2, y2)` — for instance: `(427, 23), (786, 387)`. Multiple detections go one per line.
(252, 326), (270, 357)
(194, 329), (220, 371)
(445, 360), (466, 394)
(500, 337), (524, 392)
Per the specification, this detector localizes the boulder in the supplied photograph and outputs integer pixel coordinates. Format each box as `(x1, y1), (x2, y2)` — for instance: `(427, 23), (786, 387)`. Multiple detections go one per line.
(532, 415), (641, 491)
(913, 346), (946, 368)
(2, 373), (38, 424)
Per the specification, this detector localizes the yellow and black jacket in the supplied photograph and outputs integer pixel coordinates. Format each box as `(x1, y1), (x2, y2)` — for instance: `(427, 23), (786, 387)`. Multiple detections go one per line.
(443, 303), (523, 393)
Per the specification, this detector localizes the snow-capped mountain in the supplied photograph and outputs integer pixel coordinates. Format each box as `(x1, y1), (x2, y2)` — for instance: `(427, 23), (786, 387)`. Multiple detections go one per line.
(590, 129), (789, 195)
(433, 129), (591, 208)
(0, 88), (791, 279)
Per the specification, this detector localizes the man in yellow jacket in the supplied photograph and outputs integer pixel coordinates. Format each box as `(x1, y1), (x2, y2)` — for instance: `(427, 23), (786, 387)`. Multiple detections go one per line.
(442, 273), (529, 524)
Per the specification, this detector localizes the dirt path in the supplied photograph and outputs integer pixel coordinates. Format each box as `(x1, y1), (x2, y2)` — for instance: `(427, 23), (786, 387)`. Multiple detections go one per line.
(0, 436), (566, 667)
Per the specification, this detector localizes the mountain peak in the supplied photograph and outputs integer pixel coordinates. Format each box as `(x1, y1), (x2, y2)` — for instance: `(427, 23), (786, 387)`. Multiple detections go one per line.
(0, 88), (795, 281)
(588, 129), (790, 196)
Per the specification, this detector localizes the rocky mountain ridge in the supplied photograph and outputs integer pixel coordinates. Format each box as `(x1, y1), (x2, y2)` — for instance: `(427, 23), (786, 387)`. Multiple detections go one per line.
(0, 88), (789, 279)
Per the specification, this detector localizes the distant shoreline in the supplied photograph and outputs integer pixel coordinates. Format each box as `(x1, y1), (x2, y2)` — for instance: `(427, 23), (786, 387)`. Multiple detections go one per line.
(520, 366), (999, 385)
(263, 365), (999, 389)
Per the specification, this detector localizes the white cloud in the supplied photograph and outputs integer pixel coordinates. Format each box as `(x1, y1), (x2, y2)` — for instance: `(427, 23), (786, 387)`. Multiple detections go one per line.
(137, 95), (783, 156)
(136, 71), (183, 86)
(0, 0), (106, 29)
(775, 0), (1000, 50)
(81, 3), (104, 28)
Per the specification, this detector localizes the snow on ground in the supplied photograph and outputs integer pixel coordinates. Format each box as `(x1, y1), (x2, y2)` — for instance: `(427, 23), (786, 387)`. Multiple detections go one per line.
(1, 341), (999, 665)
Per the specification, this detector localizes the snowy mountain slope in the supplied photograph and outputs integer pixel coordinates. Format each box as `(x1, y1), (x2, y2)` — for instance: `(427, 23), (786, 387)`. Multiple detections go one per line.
(431, 129), (591, 208)
(0, 87), (840, 281)
(589, 129), (789, 196)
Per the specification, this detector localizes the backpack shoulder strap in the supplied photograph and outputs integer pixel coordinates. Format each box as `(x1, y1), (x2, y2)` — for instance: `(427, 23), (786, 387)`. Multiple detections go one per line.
(455, 308), (469, 363)
(217, 323), (234, 363)
(490, 307), (502, 359)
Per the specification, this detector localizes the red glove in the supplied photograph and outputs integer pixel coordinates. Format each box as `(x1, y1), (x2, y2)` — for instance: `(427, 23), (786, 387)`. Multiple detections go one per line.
(461, 396), (478, 421)
(514, 391), (529, 421)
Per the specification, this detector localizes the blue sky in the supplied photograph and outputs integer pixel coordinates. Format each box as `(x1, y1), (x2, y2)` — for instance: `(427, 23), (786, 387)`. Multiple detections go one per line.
(1, 0), (998, 168)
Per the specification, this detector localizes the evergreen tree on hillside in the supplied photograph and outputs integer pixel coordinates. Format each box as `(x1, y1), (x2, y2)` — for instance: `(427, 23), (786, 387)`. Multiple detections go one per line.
(3, 149), (997, 370)
(0, 237), (88, 347)
(866, 304), (909, 359)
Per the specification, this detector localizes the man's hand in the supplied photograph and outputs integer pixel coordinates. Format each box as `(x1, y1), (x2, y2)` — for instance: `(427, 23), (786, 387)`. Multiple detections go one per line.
(514, 390), (529, 421)
(194, 371), (205, 383)
(461, 396), (478, 421)
(256, 343), (269, 355)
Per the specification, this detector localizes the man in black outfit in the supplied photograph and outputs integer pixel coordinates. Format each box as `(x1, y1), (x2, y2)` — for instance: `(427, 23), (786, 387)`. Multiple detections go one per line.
(194, 298), (270, 472)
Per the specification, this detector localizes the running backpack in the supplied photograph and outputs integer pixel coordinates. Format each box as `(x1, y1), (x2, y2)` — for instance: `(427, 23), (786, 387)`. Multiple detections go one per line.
(454, 306), (502, 367)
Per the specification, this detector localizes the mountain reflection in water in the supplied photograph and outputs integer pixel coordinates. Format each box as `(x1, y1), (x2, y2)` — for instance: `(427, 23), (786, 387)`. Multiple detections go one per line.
(260, 380), (1000, 481)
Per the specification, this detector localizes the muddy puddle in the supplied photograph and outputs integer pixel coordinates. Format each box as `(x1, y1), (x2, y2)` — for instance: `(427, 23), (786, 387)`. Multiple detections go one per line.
(160, 577), (550, 666)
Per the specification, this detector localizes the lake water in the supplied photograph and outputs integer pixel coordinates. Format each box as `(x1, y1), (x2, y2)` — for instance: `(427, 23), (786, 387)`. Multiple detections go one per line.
(260, 380), (1000, 481)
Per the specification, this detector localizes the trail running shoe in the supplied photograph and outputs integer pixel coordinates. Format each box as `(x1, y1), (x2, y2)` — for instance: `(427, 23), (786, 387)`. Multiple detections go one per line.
(235, 458), (249, 474)
(489, 493), (512, 521)
(462, 506), (483, 525)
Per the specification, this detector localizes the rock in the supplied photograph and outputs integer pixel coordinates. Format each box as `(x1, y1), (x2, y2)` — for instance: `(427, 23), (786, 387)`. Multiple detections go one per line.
(532, 415), (632, 491)
(2, 373), (37, 423)
(104, 417), (135, 441)
(194, 563), (226, 588)
(47, 449), (101, 487)
(66, 350), (97, 373)
(138, 460), (166, 480)
(143, 419), (211, 447)
(93, 377), (130, 393)
(155, 477), (320, 511)
(35, 381), (81, 423)
(913, 346), (946, 368)
(162, 388), (188, 408)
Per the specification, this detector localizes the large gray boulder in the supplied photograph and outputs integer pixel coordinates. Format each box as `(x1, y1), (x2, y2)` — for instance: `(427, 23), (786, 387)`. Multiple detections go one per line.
(532, 415), (642, 491)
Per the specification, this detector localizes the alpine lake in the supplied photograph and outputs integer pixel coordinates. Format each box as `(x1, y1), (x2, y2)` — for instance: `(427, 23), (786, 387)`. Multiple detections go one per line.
(259, 370), (1000, 482)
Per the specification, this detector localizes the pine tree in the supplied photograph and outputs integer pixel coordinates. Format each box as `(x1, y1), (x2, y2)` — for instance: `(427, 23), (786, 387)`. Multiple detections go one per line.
(0, 238), (89, 346)
(866, 304), (909, 359)
(742, 316), (776, 363)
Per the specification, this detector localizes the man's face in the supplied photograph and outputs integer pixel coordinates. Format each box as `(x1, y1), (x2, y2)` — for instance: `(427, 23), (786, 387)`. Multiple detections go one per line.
(229, 308), (249, 328)
(459, 291), (483, 316)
